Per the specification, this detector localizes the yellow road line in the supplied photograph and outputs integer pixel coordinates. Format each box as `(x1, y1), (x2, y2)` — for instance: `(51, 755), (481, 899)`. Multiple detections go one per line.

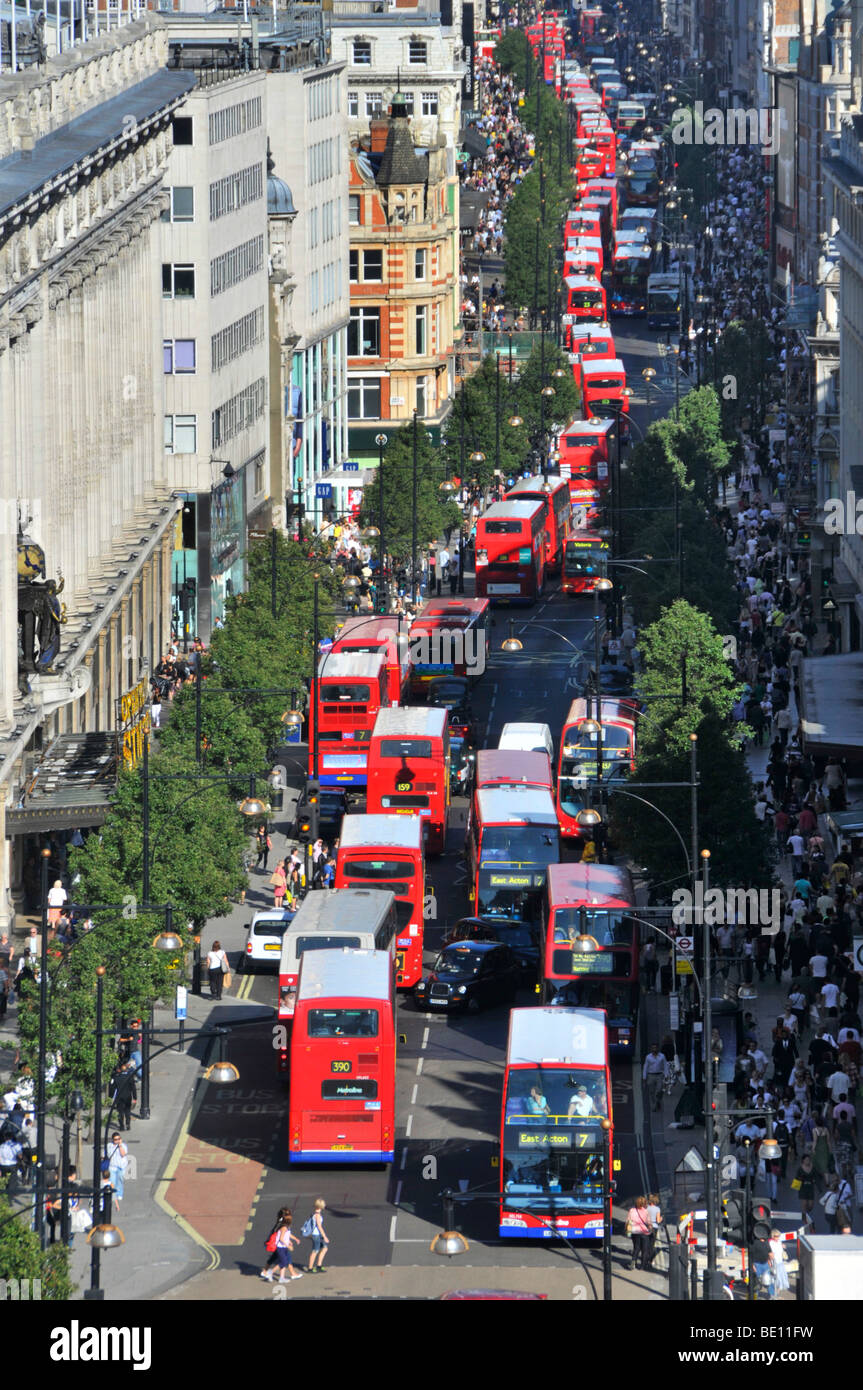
(154, 1093), (220, 1271)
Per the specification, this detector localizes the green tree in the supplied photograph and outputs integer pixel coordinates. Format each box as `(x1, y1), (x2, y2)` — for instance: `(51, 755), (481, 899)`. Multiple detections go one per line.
(357, 420), (462, 559)
(158, 676), (268, 775)
(514, 340), (581, 442)
(441, 356), (531, 486)
(0, 1190), (75, 1298)
(493, 27), (533, 88)
(713, 318), (776, 438)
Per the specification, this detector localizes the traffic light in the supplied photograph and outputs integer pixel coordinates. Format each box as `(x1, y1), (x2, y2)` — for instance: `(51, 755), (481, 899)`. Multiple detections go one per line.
(749, 1200), (772, 1242)
(722, 1189), (747, 1247)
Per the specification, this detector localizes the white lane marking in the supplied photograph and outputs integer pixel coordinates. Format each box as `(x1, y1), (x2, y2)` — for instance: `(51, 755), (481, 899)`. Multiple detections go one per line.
(395, 1179), (403, 1206)
(411, 1084), (418, 1105)
(416, 1057), (424, 1076)
(389, 1215), (398, 1242)
(400, 1146), (408, 1171)
(422, 1027), (429, 1050)
(405, 1114), (413, 1138)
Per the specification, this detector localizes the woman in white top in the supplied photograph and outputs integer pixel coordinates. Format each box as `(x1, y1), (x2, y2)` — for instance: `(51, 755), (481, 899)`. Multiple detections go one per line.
(206, 941), (229, 1000)
(47, 880), (67, 926)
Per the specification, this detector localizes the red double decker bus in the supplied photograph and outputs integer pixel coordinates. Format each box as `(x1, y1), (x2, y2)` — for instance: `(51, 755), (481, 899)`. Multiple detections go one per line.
(330, 616), (410, 707)
(475, 500), (547, 605)
(309, 651), (389, 788)
(366, 706), (450, 853)
(541, 863), (639, 1055)
(561, 530), (609, 596)
(467, 785), (559, 924)
(556, 420), (612, 524)
(335, 813), (425, 987)
(500, 1007), (611, 1239)
(408, 597), (489, 695)
(556, 697), (638, 835)
(288, 948), (396, 1164)
(504, 476), (572, 575)
(564, 274), (607, 325)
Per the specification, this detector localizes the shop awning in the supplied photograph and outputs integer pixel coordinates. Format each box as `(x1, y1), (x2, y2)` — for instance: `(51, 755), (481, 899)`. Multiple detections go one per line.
(799, 652), (863, 756)
(461, 126), (489, 161)
(5, 733), (117, 836)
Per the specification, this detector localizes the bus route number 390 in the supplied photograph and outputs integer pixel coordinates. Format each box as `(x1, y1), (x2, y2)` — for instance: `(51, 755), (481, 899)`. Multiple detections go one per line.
(331, 1060), (352, 1074)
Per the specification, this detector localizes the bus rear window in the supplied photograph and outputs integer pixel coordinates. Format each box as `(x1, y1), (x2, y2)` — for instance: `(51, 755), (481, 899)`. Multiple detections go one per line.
(379, 738), (433, 759)
(565, 434), (602, 449)
(381, 794), (430, 808)
(341, 859), (414, 880)
(308, 1009), (379, 1038)
(483, 521), (523, 534)
(295, 935), (364, 956)
(321, 684), (370, 702)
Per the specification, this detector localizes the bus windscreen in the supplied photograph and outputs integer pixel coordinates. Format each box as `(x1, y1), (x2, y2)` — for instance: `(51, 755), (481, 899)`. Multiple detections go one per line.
(308, 1008), (379, 1038)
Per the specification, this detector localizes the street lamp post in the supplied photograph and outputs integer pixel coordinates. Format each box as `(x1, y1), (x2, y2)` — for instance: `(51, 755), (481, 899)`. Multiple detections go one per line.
(412, 411), (420, 605)
(375, 433), (388, 614)
(34, 846), (52, 1249)
(87, 966), (107, 1299)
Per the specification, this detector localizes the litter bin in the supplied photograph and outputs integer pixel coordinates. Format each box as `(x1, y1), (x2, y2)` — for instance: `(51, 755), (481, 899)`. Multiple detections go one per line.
(267, 768), (286, 814)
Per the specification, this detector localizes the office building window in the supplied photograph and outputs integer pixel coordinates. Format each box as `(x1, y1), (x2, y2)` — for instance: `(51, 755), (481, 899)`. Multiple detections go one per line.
(348, 307), (381, 357)
(208, 97), (262, 145)
(365, 91), (384, 117)
(363, 249), (383, 281)
(162, 264), (195, 299)
(171, 116), (193, 145)
(415, 304), (428, 355)
(164, 415), (197, 454)
(348, 90), (359, 117)
(416, 376), (428, 416)
(211, 378), (266, 449)
(421, 91), (438, 116)
(161, 186), (194, 223)
(415, 247), (427, 280)
(348, 377), (382, 419)
(408, 39), (427, 64)
(209, 163), (263, 221)
(349, 194), (361, 225)
(210, 236), (265, 296)
(211, 307), (265, 372)
(353, 39), (371, 64)
(349, 249), (359, 282)
(163, 339), (196, 374)
(399, 91), (415, 114)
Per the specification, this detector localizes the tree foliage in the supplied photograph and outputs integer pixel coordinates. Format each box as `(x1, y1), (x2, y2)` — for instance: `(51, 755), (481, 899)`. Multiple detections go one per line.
(357, 420), (462, 557)
(493, 27), (533, 89)
(0, 1189), (75, 1298)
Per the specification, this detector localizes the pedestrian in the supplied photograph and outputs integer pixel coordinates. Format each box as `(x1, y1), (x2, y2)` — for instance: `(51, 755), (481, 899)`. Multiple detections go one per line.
(270, 861), (288, 910)
(448, 548), (460, 595)
(750, 1223), (774, 1299)
(106, 1131), (129, 1210)
(769, 1229), (790, 1297)
(255, 825), (272, 870)
(150, 689), (162, 730)
(640, 938), (658, 992)
(0, 963), (8, 1022)
(47, 879), (67, 927)
(260, 1206), (293, 1280)
(625, 1195), (652, 1270)
(304, 1197), (330, 1273)
(206, 940), (229, 1000)
(272, 1210), (303, 1283)
(110, 1058), (138, 1131)
(645, 1193), (662, 1270)
(792, 1153), (818, 1227)
(642, 1043), (667, 1112)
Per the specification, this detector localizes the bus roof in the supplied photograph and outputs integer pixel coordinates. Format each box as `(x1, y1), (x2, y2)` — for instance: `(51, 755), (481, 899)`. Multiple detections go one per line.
(564, 274), (603, 289)
(506, 1006), (608, 1067)
(372, 706), (448, 739)
(620, 206), (657, 220)
(505, 475), (569, 498)
(478, 500), (546, 522)
(475, 749), (553, 789)
(318, 651), (386, 680)
(580, 357), (625, 377)
(418, 598), (488, 618)
(560, 418), (615, 436)
(339, 813), (423, 850)
(546, 861), (636, 907)
(296, 947), (392, 1004)
(285, 888), (396, 935)
(476, 785), (558, 825)
(564, 697), (637, 726)
(332, 617), (410, 647)
(647, 272), (683, 289)
(613, 245), (652, 263)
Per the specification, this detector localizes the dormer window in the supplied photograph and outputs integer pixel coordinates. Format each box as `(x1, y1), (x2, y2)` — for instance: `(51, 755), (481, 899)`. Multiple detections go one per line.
(408, 39), (428, 64)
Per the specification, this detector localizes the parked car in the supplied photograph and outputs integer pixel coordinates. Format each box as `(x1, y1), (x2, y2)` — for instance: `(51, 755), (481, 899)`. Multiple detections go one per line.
(426, 676), (477, 743)
(239, 908), (296, 972)
(441, 916), (540, 977)
(414, 940), (519, 1013)
(294, 787), (347, 844)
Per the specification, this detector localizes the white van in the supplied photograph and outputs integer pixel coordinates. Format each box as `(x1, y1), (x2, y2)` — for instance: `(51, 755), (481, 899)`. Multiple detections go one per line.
(497, 722), (555, 763)
(240, 909), (296, 972)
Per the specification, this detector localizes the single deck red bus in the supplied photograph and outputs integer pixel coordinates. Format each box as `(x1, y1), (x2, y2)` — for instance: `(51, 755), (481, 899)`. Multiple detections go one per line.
(467, 784), (560, 924)
(366, 706), (450, 854)
(289, 948), (396, 1163)
(500, 1006), (612, 1239)
(335, 813), (426, 987)
(475, 499), (547, 605)
(330, 616), (410, 707)
(561, 531), (609, 596)
(556, 697), (638, 836)
(408, 597), (490, 694)
(276, 888), (398, 1048)
(309, 651), (388, 787)
(541, 863), (639, 1055)
(475, 749), (553, 794)
(504, 476), (572, 574)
